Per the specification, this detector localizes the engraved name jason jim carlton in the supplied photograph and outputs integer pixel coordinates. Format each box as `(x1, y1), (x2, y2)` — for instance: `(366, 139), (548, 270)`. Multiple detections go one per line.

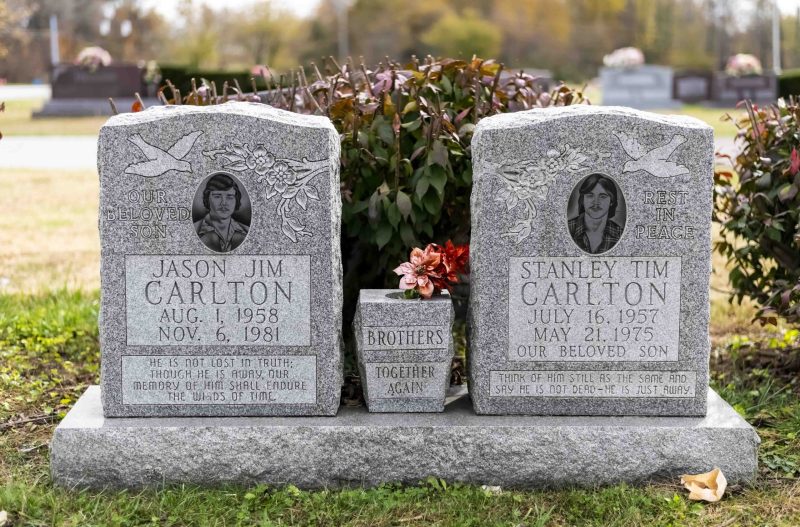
(98, 103), (343, 417)
(469, 106), (713, 416)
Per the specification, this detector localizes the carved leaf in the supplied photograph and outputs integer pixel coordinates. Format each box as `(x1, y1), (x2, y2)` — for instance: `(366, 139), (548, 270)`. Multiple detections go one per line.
(226, 162), (248, 171)
(305, 185), (320, 200)
(502, 220), (532, 243)
(531, 185), (549, 201)
(498, 162), (526, 183)
(281, 220), (298, 243)
(286, 215), (304, 231)
(296, 188), (308, 210)
(514, 224), (532, 243)
(506, 191), (519, 211)
(283, 186), (302, 199)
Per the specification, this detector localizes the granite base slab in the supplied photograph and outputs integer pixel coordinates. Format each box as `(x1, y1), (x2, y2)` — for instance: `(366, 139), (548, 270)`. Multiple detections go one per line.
(51, 386), (759, 489)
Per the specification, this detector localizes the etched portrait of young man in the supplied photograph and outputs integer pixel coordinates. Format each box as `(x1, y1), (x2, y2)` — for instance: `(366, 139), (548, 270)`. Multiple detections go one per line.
(192, 173), (251, 253)
(567, 173), (626, 254)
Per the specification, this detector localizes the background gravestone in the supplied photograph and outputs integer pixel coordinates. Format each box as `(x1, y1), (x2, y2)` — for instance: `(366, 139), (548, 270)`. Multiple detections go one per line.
(673, 71), (712, 103)
(712, 72), (777, 106)
(469, 105), (713, 416)
(98, 102), (342, 417)
(600, 65), (679, 109)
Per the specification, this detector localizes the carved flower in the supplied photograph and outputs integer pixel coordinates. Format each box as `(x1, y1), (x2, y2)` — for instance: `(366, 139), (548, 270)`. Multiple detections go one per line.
(543, 149), (565, 173)
(561, 145), (589, 171)
(514, 176), (550, 202)
(247, 145), (275, 176)
(272, 161), (297, 193)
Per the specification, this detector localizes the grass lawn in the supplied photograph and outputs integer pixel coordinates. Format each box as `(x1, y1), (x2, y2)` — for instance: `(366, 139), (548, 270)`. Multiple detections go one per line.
(0, 169), (99, 294)
(654, 105), (742, 139)
(1, 173), (798, 523)
(0, 99), (107, 136)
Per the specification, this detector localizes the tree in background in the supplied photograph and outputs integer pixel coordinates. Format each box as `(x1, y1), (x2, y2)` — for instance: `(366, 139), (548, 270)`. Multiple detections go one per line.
(421, 8), (502, 59)
(233, 4), (307, 71)
(0, 0), (169, 82)
(3, 0), (800, 84)
(491, 0), (571, 76)
(0, 0), (32, 61)
(171, 0), (219, 70)
(101, 0), (166, 64)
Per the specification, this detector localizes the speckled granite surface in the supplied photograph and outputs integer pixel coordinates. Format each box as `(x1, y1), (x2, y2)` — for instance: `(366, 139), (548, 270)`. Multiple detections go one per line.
(51, 386), (759, 489)
(469, 106), (714, 416)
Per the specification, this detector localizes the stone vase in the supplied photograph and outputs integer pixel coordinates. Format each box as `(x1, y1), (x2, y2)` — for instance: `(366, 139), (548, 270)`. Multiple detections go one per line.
(353, 289), (454, 412)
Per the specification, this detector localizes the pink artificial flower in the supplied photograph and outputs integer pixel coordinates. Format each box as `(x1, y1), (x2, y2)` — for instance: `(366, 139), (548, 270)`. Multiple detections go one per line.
(790, 148), (800, 176)
(393, 246), (441, 299)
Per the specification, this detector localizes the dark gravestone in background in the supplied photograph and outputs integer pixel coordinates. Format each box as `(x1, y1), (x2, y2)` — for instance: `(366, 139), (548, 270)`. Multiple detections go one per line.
(51, 64), (146, 99)
(673, 71), (712, 103)
(712, 73), (777, 106)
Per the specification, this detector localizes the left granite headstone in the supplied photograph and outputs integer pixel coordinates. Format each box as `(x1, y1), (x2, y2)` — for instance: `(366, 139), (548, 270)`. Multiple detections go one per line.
(98, 102), (342, 416)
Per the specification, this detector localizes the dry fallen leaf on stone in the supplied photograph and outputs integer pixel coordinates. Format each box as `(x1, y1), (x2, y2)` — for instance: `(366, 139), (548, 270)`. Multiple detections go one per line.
(680, 467), (727, 502)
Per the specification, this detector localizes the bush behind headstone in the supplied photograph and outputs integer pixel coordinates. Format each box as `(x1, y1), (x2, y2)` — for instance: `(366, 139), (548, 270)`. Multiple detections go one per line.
(714, 97), (800, 325)
(778, 69), (800, 99)
(162, 56), (587, 333)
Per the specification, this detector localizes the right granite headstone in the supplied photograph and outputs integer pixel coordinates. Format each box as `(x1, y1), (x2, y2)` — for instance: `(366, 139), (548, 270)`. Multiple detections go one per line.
(469, 105), (713, 416)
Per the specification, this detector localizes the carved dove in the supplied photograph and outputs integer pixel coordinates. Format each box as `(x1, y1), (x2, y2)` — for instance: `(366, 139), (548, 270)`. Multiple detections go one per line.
(613, 130), (689, 178)
(124, 130), (203, 178)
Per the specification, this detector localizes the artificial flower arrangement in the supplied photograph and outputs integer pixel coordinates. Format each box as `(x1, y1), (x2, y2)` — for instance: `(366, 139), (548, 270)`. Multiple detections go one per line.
(75, 46), (113, 71)
(602, 47), (645, 69)
(725, 53), (763, 77)
(394, 240), (469, 299)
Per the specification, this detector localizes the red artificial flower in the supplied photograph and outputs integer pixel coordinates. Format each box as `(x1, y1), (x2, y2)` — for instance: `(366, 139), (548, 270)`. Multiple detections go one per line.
(427, 241), (469, 292)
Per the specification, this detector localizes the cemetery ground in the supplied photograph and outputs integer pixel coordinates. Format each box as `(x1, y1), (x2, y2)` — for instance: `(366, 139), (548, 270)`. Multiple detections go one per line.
(0, 112), (798, 526)
(0, 99), (105, 137)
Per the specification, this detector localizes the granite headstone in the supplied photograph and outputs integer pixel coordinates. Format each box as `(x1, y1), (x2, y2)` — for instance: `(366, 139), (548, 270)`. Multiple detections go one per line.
(353, 290), (454, 412)
(469, 105), (713, 416)
(98, 102), (342, 416)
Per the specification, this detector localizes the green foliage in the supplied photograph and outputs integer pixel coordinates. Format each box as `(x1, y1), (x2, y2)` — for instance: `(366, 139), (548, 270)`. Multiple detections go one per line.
(421, 9), (503, 59)
(0, 290), (99, 421)
(0, 478), (725, 527)
(713, 343), (800, 480)
(314, 57), (585, 328)
(714, 98), (800, 326)
(779, 69), (800, 99)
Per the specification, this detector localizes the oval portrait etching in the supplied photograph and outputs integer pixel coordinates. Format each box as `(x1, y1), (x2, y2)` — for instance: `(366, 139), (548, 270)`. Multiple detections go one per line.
(566, 173), (626, 255)
(192, 172), (252, 253)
